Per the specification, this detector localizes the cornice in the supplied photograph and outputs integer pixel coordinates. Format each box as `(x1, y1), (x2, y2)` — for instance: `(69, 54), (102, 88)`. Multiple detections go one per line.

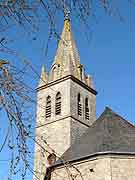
(36, 75), (97, 95)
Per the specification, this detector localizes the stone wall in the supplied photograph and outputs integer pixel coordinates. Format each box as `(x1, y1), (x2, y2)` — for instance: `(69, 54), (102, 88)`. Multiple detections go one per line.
(51, 155), (135, 180)
(34, 77), (96, 180)
(36, 78), (96, 127)
(70, 80), (96, 126)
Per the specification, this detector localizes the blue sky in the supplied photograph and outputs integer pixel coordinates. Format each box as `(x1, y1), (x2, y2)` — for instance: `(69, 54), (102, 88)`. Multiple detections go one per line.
(0, 1), (135, 179)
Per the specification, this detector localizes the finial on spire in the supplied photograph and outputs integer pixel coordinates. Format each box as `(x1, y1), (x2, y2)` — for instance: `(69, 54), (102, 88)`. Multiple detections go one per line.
(64, 6), (71, 32)
(64, 7), (70, 21)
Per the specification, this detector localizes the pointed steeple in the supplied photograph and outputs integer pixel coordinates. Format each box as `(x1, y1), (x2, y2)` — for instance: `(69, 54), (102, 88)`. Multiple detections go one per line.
(47, 13), (94, 89)
(38, 65), (48, 87)
(49, 11), (82, 81)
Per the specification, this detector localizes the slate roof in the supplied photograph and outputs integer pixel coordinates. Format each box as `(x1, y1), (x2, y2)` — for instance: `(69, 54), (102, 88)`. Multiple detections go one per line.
(56, 107), (135, 165)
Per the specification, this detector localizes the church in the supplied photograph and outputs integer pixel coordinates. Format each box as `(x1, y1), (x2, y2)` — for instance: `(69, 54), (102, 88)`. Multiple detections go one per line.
(34, 14), (135, 180)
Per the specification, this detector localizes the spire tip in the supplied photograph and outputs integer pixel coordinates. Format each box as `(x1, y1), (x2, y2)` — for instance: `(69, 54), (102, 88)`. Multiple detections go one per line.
(64, 7), (70, 21)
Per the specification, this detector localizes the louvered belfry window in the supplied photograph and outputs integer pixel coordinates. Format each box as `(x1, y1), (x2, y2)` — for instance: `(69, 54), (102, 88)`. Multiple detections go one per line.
(46, 96), (51, 118)
(85, 98), (89, 120)
(77, 93), (82, 116)
(55, 92), (61, 115)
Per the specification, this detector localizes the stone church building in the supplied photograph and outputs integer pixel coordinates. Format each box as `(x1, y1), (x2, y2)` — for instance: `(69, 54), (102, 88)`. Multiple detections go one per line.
(34, 15), (135, 180)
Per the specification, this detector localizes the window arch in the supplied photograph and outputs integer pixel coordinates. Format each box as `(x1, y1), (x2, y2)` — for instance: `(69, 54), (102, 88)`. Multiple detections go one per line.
(77, 93), (82, 116)
(44, 154), (56, 180)
(55, 92), (61, 115)
(51, 64), (60, 81)
(52, 66), (57, 80)
(85, 97), (89, 120)
(47, 153), (56, 166)
(46, 96), (51, 118)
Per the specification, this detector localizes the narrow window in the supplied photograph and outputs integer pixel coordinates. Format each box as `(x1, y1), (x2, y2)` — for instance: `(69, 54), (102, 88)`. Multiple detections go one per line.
(47, 153), (56, 166)
(46, 96), (51, 118)
(55, 92), (61, 115)
(44, 154), (56, 180)
(52, 66), (57, 80)
(85, 98), (89, 120)
(77, 93), (82, 116)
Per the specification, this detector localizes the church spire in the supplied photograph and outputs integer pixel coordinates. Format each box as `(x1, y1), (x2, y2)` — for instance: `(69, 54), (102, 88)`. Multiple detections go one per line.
(49, 11), (82, 81)
(48, 13), (93, 88)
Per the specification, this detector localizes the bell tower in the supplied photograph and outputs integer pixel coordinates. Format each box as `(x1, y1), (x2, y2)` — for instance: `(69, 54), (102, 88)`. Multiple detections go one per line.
(34, 13), (97, 180)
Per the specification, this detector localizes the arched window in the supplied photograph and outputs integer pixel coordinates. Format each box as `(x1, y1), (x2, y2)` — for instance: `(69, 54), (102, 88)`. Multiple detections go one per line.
(44, 154), (56, 180)
(85, 97), (89, 120)
(55, 92), (61, 115)
(46, 96), (51, 118)
(52, 66), (57, 80)
(47, 153), (56, 166)
(51, 64), (60, 81)
(77, 93), (82, 116)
